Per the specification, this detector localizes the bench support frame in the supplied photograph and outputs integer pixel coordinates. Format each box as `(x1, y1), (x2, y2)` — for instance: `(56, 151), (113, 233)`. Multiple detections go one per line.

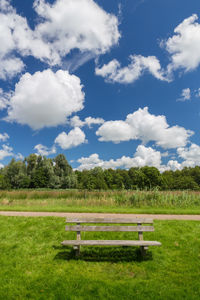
(62, 217), (161, 257)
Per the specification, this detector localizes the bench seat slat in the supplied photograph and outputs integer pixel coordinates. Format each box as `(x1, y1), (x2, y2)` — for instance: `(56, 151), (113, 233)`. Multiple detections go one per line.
(65, 218), (153, 224)
(65, 225), (154, 232)
(61, 240), (161, 246)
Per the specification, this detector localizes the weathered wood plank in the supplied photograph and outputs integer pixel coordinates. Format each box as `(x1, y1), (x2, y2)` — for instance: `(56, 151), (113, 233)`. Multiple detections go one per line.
(138, 222), (144, 241)
(74, 222), (81, 256)
(65, 218), (153, 224)
(61, 240), (161, 246)
(65, 225), (154, 232)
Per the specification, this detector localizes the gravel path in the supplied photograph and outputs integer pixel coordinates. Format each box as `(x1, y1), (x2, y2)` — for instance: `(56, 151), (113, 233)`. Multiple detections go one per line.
(0, 211), (200, 220)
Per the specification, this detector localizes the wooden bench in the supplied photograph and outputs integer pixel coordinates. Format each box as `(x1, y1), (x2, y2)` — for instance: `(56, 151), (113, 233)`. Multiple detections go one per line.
(61, 217), (161, 256)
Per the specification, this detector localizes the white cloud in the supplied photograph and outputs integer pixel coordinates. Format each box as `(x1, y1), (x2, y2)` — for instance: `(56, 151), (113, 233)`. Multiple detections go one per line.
(0, 57), (24, 80)
(0, 144), (13, 160)
(15, 153), (24, 160)
(34, 144), (56, 156)
(177, 88), (191, 101)
(167, 160), (182, 171)
(77, 153), (102, 170)
(97, 120), (133, 143)
(5, 69), (85, 130)
(77, 143), (200, 172)
(0, 2), (24, 79)
(55, 127), (86, 149)
(0, 133), (9, 142)
(34, 0), (120, 59)
(95, 55), (169, 84)
(70, 116), (85, 128)
(164, 14), (200, 73)
(159, 160), (182, 172)
(0, 0), (53, 78)
(95, 14), (200, 84)
(195, 88), (200, 98)
(160, 143), (200, 171)
(0, 0), (120, 79)
(96, 107), (193, 149)
(85, 117), (105, 128)
(161, 151), (169, 157)
(0, 88), (11, 110)
(69, 115), (104, 128)
(76, 145), (162, 170)
(177, 143), (200, 167)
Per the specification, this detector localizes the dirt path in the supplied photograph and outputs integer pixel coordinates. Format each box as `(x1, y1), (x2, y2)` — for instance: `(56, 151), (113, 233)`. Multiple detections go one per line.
(0, 211), (200, 220)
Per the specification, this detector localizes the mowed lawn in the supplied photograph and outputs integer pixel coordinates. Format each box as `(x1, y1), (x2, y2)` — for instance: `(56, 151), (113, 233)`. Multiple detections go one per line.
(0, 217), (200, 300)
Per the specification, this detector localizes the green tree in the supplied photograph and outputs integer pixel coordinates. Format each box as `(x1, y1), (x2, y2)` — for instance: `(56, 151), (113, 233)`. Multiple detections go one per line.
(54, 154), (72, 177)
(140, 166), (162, 190)
(4, 159), (30, 189)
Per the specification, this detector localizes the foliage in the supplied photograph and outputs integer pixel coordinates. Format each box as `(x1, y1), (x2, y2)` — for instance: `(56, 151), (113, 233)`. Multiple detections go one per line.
(1, 154), (200, 190)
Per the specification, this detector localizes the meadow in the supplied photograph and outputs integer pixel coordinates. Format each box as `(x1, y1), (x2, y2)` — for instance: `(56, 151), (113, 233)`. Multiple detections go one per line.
(0, 190), (200, 214)
(0, 216), (200, 299)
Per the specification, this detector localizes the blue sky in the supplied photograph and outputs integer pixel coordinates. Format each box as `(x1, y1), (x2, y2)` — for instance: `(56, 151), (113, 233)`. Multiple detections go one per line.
(0, 0), (200, 171)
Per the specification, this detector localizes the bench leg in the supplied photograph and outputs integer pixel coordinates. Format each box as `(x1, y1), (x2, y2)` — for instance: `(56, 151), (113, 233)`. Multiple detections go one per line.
(140, 246), (148, 256)
(73, 246), (81, 257)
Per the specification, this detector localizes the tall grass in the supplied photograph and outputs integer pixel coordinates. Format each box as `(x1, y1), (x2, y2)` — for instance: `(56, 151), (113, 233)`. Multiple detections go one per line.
(0, 190), (200, 209)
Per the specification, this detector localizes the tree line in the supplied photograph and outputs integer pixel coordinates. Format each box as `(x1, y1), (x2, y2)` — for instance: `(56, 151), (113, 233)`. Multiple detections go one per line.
(0, 153), (200, 190)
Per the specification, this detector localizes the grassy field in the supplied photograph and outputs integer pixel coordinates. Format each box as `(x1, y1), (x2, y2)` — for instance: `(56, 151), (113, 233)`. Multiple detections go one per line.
(0, 216), (200, 299)
(0, 190), (200, 214)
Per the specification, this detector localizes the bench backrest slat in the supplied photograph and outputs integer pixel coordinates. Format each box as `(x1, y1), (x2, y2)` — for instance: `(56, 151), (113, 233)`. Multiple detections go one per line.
(65, 218), (153, 224)
(65, 225), (154, 232)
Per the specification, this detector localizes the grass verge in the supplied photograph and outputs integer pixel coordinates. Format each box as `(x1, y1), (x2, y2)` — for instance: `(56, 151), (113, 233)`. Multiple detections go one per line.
(0, 217), (200, 299)
(1, 190), (200, 214)
(1, 205), (200, 214)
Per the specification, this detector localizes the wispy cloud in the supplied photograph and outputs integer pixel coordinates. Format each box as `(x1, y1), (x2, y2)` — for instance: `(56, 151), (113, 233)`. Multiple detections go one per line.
(63, 52), (96, 72)
(177, 88), (191, 102)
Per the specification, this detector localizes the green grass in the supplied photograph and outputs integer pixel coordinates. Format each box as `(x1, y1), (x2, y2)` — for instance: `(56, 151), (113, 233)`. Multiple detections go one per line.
(1, 190), (200, 214)
(1, 205), (200, 215)
(0, 217), (200, 299)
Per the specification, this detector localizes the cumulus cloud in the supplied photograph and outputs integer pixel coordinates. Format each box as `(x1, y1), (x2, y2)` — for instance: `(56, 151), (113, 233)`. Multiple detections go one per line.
(95, 14), (200, 84)
(96, 107), (193, 149)
(0, 144), (13, 160)
(0, 0), (53, 78)
(0, 143), (23, 161)
(159, 160), (182, 172)
(76, 145), (162, 170)
(0, 2), (24, 79)
(55, 127), (87, 149)
(0, 133), (9, 142)
(177, 88), (191, 101)
(34, 144), (56, 156)
(34, 0), (120, 59)
(0, 57), (24, 80)
(5, 69), (85, 130)
(97, 120), (133, 142)
(0, 0), (120, 79)
(163, 14), (200, 73)
(70, 116), (85, 128)
(177, 143), (200, 167)
(77, 143), (200, 172)
(69, 115), (104, 128)
(95, 55), (169, 84)
(85, 117), (105, 128)
(160, 144), (200, 171)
